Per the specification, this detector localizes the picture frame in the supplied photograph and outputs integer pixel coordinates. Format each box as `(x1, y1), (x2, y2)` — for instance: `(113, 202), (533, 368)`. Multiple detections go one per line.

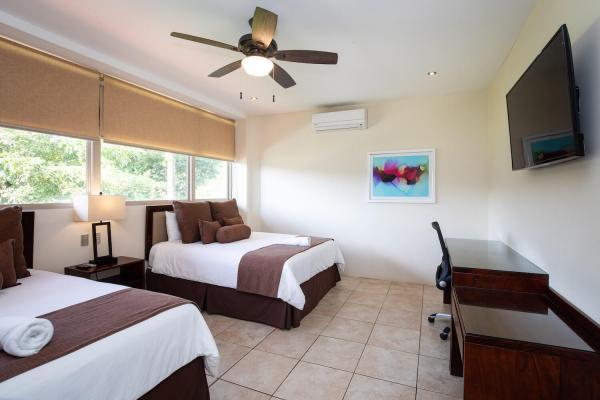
(368, 149), (436, 203)
(91, 221), (117, 265)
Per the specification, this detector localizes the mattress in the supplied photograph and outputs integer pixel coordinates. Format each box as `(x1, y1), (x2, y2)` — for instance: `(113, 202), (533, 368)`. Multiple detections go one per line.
(0, 270), (219, 400)
(149, 231), (345, 309)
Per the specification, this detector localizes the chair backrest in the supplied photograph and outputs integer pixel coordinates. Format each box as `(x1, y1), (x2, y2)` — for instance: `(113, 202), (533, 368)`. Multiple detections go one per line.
(431, 221), (450, 263)
(432, 221), (452, 290)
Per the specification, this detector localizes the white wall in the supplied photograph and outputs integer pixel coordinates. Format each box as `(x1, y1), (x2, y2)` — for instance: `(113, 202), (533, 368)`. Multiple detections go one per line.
(233, 118), (263, 231)
(238, 92), (489, 283)
(487, 1), (600, 322)
(31, 205), (147, 273)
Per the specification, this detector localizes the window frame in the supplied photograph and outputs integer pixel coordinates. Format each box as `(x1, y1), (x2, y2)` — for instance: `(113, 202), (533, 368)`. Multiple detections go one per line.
(100, 141), (192, 203)
(192, 155), (232, 202)
(0, 125), (91, 209)
(1, 127), (232, 209)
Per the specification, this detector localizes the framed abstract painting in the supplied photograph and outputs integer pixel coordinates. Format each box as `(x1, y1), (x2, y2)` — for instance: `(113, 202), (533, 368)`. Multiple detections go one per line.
(368, 149), (436, 203)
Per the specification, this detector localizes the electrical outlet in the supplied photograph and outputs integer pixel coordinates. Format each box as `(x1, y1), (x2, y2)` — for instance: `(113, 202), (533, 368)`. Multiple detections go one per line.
(80, 234), (89, 247)
(96, 233), (101, 245)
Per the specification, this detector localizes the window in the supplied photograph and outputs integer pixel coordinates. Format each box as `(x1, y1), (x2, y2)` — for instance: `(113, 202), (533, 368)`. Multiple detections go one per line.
(1, 127), (230, 205)
(195, 157), (229, 199)
(0, 126), (87, 204)
(101, 142), (189, 201)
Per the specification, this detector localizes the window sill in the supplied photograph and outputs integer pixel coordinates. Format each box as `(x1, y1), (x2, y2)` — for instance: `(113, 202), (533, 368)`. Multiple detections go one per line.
(10, 203), (73, 210)
(6, 198), (232, 210)
(125, 198), (231, 206)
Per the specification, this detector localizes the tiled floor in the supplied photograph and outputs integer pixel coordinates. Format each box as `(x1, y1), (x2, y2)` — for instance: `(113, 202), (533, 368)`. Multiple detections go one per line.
(204, 276), (463, 400)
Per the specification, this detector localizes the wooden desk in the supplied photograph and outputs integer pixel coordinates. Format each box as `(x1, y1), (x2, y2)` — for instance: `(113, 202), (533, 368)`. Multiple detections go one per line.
(447, 238), (548, 293)
(446, 239), (600, 400)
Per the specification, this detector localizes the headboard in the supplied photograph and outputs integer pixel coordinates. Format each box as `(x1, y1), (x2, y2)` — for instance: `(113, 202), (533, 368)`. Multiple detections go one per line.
(145, 205), (173, 261)
(22, 211), (35, 268)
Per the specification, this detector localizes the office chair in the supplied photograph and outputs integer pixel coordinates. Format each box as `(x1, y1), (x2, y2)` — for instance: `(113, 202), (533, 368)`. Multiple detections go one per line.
(428, 221), (452, 340)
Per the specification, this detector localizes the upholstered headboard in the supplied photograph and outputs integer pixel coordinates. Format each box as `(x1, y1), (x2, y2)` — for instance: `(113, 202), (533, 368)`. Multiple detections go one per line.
(22, 211), (35, 268)
(144, 205), (173, 260)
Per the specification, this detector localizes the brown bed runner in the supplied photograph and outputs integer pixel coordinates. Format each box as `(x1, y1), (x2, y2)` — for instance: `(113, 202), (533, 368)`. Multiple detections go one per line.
(237, 237), (332, 298)
(0, 288), (192, 383)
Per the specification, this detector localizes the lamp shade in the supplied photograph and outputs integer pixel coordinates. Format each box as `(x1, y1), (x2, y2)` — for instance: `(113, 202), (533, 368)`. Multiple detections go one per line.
(73, 194), (126, 222)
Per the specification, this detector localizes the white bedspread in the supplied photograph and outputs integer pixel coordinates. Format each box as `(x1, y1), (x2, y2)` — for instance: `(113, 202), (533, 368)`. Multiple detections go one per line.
(0, 270), (219, 400)
(149, 231), (345, 309)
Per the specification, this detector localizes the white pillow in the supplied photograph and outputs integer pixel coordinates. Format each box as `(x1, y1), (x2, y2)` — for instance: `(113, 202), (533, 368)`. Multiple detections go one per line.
(165, 211), (182, 242)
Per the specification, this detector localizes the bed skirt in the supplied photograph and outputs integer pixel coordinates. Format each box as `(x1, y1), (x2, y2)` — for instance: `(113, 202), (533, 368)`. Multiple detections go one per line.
(146, 265), (341, 329)
(139, 356), (209, 400)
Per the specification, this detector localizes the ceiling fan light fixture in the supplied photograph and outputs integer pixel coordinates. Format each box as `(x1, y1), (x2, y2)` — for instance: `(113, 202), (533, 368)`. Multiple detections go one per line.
(242, 55), (274, 77)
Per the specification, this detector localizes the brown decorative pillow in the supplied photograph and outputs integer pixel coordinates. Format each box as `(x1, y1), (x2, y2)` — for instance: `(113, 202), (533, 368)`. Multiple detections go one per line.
(216, 224), (251, 244)
(173, 201), (213, 243)
(223, 216), (244, 226)
(0, 206), (29, 278)
(209, 199), (241, 225)
(199, 220), (221, 244)
(0, 239), (18, 288)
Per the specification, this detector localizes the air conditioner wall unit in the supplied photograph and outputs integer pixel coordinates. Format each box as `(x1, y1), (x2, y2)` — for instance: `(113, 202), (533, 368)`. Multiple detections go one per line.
(312, 109), (367, 132)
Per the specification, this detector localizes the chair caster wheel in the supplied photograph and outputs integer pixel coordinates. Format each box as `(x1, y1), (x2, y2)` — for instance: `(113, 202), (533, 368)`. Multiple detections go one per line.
(428, 314), (436, 323)
(443, 327), (451, 333)
(440, 332), (449, 340)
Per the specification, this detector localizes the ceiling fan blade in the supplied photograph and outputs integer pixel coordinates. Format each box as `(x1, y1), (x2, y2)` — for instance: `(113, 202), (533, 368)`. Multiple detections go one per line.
(275, 50), (338, 64)
(171, 32), (238, 52)
(271, 63), (296, 89)
(208, 60), (243, 77)
(251, 7), (278, 48)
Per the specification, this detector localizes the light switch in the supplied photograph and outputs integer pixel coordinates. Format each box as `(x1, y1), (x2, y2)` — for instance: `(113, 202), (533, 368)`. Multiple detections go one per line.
(81, 234), (89, 246)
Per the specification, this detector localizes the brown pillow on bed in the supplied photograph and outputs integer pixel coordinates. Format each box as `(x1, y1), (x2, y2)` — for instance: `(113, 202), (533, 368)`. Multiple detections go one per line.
(216, 224), (251, 243)
(209, 199), (241, 225)
(0, 206), (29, 278)
(0, 239), (18, 288)
(223, 216), (244, 226)
(173, 201), (213, 243)
(199, 220), (221, 244)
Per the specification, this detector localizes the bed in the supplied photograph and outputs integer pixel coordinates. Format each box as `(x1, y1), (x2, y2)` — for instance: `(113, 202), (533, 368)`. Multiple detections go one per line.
(145, 205), (345, 329)
(0, 211), (219, 400)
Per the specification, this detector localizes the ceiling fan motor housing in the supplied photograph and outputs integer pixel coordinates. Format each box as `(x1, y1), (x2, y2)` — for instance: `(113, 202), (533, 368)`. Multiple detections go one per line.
(238, 33), (278, 57)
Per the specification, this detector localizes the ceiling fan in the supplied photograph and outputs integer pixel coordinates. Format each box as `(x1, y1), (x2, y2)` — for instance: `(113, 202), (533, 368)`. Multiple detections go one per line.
(171, 6), (338, 89)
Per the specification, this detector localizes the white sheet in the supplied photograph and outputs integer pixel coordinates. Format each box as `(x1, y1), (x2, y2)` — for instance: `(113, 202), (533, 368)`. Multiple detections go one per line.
(0, 270), (219, 400)
(149, 231), (345, 310)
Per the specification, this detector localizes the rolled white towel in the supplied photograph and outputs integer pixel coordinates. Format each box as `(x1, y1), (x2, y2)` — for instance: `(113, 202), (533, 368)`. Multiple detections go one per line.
(0, 317), (54, 357)
(280, 236), (311, 246)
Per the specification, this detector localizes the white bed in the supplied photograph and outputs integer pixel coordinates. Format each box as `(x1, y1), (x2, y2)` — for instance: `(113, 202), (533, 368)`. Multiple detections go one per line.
(149, 231), (345, 309)
(0, 270), (219, 400)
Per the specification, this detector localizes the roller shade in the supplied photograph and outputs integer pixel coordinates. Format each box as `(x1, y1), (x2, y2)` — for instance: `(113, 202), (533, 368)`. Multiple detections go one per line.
(102, 76), (235, 160)
(0, 37), (100, 140)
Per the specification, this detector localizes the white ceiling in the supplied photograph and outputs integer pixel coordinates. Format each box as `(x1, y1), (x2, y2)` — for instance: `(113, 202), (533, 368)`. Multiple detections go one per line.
(0, 0), (536, 119)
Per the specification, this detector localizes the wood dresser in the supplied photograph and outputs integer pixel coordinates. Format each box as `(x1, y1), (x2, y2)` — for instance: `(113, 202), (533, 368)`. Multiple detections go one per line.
(446, 239), (600, 400)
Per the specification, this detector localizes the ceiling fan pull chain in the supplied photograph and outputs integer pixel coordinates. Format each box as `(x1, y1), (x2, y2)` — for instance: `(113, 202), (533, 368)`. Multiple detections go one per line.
(272, 68), (276, 103)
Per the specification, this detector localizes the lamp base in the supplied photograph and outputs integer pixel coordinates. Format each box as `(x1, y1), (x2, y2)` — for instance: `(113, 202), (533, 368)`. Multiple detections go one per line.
(90, 256), (118, 266)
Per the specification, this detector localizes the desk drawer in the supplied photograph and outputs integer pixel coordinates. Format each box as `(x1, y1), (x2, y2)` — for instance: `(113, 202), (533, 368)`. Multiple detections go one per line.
(453, 270), (548, 293)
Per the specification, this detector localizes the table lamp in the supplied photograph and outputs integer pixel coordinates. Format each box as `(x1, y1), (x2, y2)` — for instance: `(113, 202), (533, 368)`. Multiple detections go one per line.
(73, 193), (126, 265)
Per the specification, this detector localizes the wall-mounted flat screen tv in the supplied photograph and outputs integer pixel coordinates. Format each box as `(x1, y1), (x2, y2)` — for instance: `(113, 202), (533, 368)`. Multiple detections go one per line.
(506, 24), (584, 170)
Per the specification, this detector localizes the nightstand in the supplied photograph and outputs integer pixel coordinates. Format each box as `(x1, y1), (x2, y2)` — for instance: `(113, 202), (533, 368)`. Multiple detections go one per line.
(64, 256), (145, 289)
